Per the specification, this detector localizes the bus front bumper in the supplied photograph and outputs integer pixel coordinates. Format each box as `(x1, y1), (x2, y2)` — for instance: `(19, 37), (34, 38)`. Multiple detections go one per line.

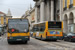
(46, 36), (62, 40)
(7, 36), (30, 42)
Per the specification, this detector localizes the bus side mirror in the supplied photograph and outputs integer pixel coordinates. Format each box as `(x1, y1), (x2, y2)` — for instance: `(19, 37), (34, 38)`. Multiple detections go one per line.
(29, 24), (30, 27)
(6, 24), (8, 28)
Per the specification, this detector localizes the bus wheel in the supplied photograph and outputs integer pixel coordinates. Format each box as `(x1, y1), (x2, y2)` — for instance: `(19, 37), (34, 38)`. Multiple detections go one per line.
(35, 35), (36, 39)
(41, 36), (44, 41)
(53, 39), (57, 41)
(8, 41), (12, 44)
(24, 41), (27, 44)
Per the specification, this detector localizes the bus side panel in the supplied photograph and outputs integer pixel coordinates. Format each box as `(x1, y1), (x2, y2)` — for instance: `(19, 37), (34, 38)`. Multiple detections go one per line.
(40, 21), (48, 40)
(32, 32), (36, 38)
(44, 21), (48, 39)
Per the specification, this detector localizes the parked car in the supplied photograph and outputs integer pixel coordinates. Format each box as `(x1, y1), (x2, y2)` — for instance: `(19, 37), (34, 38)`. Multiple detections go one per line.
(64, 33), (75, 42)
(61, 33), (67, 40)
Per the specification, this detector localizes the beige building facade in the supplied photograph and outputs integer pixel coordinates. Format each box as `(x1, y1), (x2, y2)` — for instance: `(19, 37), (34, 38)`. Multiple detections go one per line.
(0, 9), (12, 29)
(0, 11), (6, 26)
(22, 8), (35, 30)
(63, 0), (75, 33)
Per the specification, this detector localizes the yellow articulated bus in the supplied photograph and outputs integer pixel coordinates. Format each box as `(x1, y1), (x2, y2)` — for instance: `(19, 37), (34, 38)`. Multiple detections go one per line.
(32, 21), (63, 41)
(7, 18), (30, 44)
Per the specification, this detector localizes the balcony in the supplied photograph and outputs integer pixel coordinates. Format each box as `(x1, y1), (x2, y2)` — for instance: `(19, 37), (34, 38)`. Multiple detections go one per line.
(33, 0), (39, 2)
(63, 7), (67, 11)
(69, 4), (73, 9)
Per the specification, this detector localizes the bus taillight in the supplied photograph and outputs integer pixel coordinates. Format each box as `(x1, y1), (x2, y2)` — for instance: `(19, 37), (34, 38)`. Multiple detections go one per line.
(8, 37), (10, 39)
(56, 32), (57, 34)
(46, 32), (47, 36)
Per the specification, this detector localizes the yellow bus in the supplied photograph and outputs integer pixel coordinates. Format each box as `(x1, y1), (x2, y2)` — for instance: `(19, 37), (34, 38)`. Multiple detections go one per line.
(7, 18), (30, 44)
(32, 21), (63, 41)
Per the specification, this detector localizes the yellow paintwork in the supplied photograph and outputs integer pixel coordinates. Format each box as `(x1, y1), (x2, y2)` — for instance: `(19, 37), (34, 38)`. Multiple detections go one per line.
(1, 16), (4, 25)
(33, 21), (63, 39)
(6, 18), (9, 24)
(7, 32), (30, 37)
(63, 0), (75, 9)
(63, 0), (65, 8)
(73, 0), (75, 6)
(67, 0), (70, 8)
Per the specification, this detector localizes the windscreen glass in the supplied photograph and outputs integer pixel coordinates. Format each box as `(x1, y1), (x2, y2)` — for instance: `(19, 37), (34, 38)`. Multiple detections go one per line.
(8, 19), (29, 33)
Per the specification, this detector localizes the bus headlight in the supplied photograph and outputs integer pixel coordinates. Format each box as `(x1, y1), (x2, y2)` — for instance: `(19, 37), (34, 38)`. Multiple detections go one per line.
(25, 37), (28, 38)
(8, 37), (13, 39)
(24, 29), (27, 32)
(10, 37), (13, 39)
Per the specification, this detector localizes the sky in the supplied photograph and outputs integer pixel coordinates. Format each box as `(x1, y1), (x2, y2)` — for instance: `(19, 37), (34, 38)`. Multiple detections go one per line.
(0, 0), (35, 18)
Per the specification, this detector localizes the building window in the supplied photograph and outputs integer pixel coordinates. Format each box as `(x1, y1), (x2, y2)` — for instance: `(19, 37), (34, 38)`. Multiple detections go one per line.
(70, 0), (73, 4)
(65, 0), (67, 7)
(0, 19), (1, 24)
(63, 0), (67, 11)
(69, 0), (73, 9)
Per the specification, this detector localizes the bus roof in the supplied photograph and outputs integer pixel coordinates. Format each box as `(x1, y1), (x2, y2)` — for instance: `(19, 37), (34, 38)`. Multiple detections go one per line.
(33, 21), (62, 25)
(33, 21), (47, 25)
(8, 18), (28, 20)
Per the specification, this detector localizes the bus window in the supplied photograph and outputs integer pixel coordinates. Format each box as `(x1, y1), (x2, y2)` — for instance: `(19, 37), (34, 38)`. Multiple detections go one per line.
(40, 23), (45, 31)
(33, 25), (38, 32)
(48, 22), (61, 29)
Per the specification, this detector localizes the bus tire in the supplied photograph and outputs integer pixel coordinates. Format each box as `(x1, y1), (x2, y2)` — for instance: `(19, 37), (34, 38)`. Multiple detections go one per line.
(24, 41), (27, 44)
(41, 36), (44, 41)
(35, 35), (36, 39)
(54, 39), (57, 41)
(8, 41), (12, 44)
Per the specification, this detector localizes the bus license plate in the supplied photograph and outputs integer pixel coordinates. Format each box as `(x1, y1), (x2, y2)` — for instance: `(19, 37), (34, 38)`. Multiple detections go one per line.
(17, 39), (22, 41)
(53, 36), (56, 38)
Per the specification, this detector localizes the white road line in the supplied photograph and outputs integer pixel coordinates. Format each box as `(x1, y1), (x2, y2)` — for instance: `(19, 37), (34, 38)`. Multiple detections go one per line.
(58, 40), (75, 46)
(0, 37), (2, 39)
(0, 37), (2, 41)
(50, 42), (75, 48)
(23, 48), (25, 50)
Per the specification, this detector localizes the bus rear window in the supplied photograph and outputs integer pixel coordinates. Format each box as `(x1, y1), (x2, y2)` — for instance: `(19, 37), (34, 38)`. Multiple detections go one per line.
(48, 22), (61, 29)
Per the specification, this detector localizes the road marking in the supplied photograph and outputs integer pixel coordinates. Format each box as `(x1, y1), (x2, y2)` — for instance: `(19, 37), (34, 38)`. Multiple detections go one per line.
(59, 40), (75, 46)
(52, 42), (75, 48)
(0, 37), (2, 39)
(31, 37), (75, 50)
(65, 48), (68, 50)
(0, 37), (2, 40)
(23, 48), (25, 50)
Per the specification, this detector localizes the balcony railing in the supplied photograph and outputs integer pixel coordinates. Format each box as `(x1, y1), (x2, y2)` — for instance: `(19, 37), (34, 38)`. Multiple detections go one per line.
(63, 7), (67, 11)
(69, 4), (73, 9)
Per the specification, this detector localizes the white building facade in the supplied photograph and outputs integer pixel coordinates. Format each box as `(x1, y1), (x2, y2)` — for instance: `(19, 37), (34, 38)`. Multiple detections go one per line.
(33, 0), (63, 23)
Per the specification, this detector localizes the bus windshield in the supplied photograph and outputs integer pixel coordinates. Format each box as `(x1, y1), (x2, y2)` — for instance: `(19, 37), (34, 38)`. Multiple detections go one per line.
(8, 19), (29, 33)
(48, 22), (61, 29)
